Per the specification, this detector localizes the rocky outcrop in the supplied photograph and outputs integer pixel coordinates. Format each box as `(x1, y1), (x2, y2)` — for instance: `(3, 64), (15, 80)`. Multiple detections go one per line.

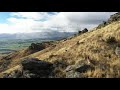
(21, 58), (54, 78)
(2, 58), (54, 78)
(97, 12), (120, 29)
(78, 28), (88, 35)
(82, 28), (88, 33)
(108, 12), (120, 23)
(29, 42), (53, 51)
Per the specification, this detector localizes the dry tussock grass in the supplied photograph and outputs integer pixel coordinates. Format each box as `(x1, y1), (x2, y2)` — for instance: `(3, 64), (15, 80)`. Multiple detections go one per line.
(1, 21), (120, 78)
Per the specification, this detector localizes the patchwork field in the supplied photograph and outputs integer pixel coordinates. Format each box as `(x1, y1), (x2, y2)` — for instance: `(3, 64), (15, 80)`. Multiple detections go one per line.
(0, 38), (54, 54)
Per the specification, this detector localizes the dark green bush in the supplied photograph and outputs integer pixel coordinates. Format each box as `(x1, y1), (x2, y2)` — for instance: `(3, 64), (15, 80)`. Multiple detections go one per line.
(106, 36), (117, 44)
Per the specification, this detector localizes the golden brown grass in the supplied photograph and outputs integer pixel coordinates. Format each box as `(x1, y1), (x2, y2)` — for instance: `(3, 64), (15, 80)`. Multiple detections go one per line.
(1, 21), (120, 78)
(0, 65), (21, 78)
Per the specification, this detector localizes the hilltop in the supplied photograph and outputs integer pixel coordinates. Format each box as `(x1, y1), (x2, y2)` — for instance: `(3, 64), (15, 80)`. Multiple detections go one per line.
(0, 12), (120, 78)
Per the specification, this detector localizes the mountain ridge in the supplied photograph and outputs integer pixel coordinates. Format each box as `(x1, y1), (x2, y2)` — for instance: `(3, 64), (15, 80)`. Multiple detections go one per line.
(0, 31), (76, 39)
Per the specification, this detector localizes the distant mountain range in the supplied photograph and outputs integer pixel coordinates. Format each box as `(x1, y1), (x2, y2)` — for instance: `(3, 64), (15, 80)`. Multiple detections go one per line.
(0, 31), (76, 40)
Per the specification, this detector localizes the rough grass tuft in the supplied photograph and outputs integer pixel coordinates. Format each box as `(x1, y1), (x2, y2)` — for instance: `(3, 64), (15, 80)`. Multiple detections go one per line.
(106, 36), (117, 44)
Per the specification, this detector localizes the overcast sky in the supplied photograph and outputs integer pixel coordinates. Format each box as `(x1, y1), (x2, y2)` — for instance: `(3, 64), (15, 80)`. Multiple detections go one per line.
(0, 12), (116, 34)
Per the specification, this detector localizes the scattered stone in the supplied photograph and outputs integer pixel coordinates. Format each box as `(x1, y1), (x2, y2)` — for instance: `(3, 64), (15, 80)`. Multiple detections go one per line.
(65, 65), (75, 72)
(64, 59), (95, 78)
(66, 71), (81, 78)
(115, 46), (120, 56)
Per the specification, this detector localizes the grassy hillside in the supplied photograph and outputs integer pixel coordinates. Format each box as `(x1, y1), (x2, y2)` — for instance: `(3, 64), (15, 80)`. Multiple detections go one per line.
(27, 21), (120, 78)
(0, 13), (120, 78)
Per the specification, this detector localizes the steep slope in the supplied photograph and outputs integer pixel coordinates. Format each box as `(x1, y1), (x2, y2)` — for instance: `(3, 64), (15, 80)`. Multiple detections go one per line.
(25, 13), (120, 78)
(1, 12), (120, 78)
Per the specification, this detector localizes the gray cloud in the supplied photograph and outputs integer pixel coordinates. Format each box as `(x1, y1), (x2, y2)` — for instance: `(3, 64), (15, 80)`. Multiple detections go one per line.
(63, 12), (116, 28)
(0, 12), (117, 34)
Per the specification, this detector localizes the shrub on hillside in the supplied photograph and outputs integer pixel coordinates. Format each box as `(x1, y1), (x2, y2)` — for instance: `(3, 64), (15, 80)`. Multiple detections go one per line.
(106, 36), (117, 44)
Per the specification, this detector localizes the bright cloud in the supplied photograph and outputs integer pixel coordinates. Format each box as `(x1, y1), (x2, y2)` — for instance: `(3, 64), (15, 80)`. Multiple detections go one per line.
(10, 12), (53, 20)
(0, 12), (116, 34)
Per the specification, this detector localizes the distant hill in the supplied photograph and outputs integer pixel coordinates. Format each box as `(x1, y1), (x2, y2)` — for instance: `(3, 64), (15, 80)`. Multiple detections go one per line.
(0, 31), (76, 40)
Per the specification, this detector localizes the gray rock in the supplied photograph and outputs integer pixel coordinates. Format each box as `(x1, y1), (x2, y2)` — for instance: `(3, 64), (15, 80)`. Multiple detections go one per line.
(65, 65), (75, 72)
(21, 58), (53, 77)
(115, 46), (120, 56)
(22, 70), (40, 78)
(66, 71), (81, 78)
